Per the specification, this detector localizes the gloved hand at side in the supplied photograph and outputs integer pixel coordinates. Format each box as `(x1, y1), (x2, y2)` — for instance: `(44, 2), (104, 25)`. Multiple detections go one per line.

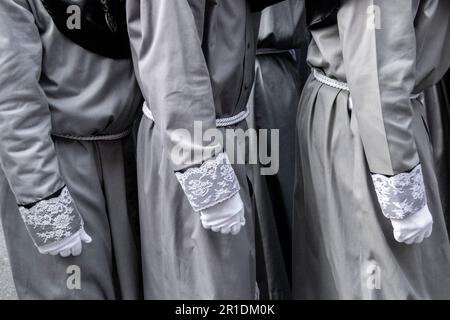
(19, 186), (92, 257)
(390, 205), (433, 245)
(372, 164), (432, 245)
(174, 153), (244, 235)
(200, 193), (246, 235)
(38, 228), (92, 257)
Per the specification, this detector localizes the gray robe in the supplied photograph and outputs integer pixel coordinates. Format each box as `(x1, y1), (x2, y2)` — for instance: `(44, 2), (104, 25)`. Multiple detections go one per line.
(127, 0), (260, 299)
(0, 0), (142, 299)
(424, 73), (450, 235)
(294, 0), (450, 299)
(245, 0), (307, 300)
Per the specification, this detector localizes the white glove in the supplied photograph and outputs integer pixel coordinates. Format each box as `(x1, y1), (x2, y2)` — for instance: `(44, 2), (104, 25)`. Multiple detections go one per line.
(200, 193), (246, 235)
(38, 229), (92, 258)
(390, 205), (433, 245)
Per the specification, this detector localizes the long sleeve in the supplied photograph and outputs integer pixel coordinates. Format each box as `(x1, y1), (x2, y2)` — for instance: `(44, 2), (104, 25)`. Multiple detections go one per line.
(0, 0), (82, 247)
(338, 0), (426, 219)
(126, 0), (240, 212)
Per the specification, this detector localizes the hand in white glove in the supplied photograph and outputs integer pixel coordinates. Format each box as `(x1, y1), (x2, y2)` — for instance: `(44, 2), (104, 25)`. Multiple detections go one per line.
(391, 205), (433, 245)
(38, 229), (92, 258)
(200, 193), (246, 235)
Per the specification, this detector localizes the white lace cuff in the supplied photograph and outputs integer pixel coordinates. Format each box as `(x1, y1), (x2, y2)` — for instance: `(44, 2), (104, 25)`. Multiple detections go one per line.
(371, 164), (427, 220)
(19, 187), (83, 248)
(175, 153), (240, 212)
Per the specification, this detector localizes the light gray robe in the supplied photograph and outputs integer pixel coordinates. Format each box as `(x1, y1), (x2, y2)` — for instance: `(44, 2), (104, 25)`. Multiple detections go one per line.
(0, 0), (142, 299)
(127, 0), (260, 299)
(245, 0), (307, 300)
(294, 0), (450, 299)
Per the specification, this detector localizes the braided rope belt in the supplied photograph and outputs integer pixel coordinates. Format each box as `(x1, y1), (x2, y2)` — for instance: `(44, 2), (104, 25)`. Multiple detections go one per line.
(52, 128), (132, 141)
(142, 102), (249, 128)
(312, 68), (422, 110)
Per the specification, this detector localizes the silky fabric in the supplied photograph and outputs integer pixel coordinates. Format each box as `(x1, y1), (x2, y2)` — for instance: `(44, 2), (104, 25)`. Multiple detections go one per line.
(294, 76), (450, 299)
(0, 137), (142, 299)
(248, 53), (300, 300)
(294, 0), (450, 299)
(137, 117), (255, 300)
(424, 73), (450, 235)
(246, 0), (308, 300)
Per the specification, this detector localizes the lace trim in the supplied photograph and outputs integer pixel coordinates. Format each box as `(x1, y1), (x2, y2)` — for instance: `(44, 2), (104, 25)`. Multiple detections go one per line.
(19, 187), (83, 247)
(372, 164), (427, 220)
(175, 153), (240, 212)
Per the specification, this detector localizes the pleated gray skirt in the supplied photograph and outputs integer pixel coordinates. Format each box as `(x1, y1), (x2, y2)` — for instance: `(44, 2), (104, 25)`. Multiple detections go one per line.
(293, 74), (450, 299)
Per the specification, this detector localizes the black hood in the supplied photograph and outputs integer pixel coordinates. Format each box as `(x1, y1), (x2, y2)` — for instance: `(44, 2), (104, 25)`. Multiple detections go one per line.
(41, 0), (130, 59)
(305, 0), (340, 30)
(248, 0), (286, 12)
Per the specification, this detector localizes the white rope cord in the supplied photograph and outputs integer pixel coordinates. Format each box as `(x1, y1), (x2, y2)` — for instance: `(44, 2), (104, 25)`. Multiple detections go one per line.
(216, 109), (250, 127)
(143, 102), (248, 128)
(142, 102), (155, 121)
(313, 69), (349, 92)
(53, 128), (132, 141)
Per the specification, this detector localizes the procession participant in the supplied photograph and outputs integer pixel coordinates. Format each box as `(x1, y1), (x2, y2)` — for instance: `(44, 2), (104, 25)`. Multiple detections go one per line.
(127, 0), (284, 299)
(245, 0), (308, 300)
(0, 0), (142, 299)
(424, 72), (450, 234)
(294, 0), (450, 299)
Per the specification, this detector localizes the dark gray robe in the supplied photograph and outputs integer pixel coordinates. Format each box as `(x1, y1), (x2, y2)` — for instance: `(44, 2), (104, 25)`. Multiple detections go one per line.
(245, 0), (308, 300)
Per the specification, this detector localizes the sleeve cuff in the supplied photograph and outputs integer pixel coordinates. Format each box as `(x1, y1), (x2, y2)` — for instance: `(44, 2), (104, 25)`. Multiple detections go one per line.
(175, 152), (240, 212)
(18, 186), (83, 248)
(371, 164), (427, 220)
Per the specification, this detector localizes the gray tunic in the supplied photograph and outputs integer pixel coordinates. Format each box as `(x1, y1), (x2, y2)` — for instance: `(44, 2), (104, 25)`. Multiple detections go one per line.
(0, 0), (142, 299)
(246, 0), (307, 299)
(127, 0), (260, 299)
(294, 0), (450, 299)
